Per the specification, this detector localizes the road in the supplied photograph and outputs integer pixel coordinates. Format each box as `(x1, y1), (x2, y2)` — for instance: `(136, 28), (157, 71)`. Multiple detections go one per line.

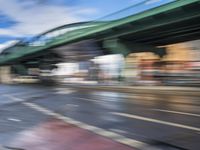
(0, 84), (199, 150)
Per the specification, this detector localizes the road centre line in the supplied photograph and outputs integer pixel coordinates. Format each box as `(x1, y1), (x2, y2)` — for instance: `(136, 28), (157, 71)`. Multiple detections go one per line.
(111, 112), (200, 132)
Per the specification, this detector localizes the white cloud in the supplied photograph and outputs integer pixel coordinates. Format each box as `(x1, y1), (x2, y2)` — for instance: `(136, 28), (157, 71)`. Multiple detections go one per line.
(0, 40), (18, 53)
(0, 0), (98, 37)
(145, 0), (161, 5)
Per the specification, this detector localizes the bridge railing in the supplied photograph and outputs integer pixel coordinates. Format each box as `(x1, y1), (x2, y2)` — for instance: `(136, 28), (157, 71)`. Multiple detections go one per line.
(92, 0), (175, 21)
(25, 0), (175, 47)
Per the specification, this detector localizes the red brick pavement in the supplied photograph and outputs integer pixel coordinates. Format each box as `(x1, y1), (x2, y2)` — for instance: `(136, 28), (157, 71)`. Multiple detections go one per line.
(10, 119), (135, 150)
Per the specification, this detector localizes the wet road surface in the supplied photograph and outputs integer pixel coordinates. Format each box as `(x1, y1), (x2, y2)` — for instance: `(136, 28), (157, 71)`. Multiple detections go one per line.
(0, 84), (199, 150)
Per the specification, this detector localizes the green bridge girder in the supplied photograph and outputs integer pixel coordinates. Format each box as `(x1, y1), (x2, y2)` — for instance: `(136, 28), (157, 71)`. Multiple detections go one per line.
(0, 0), (200, 65)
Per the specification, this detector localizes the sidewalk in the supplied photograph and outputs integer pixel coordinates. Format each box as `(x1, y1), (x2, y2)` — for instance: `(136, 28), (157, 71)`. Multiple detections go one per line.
(63, 83), (200, 96)
(4, 119), (135, 150)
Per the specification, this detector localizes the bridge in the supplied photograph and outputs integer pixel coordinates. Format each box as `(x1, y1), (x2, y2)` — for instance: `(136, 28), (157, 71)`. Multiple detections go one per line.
(0, 0), (200, 72)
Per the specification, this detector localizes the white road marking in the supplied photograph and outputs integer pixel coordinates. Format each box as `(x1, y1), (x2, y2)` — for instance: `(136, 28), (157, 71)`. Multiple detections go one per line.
(3, 94), (23, 102)
(3, 93), (48, 102)
(76, 97), (101, 103)
(109, 128), (127, 134)
(111, 112), (200, 132)
(74, 97), (200, 119)
(66, 104), (79, 107)
(7, 118), (21, 122)
(92, 92), (150, 100)
(6, 95), (148, 149)
(56, 89), (75, 94)
(75, 97), (115, 103)
(3, 91), (43, 96)
(152, 109), (200, 117)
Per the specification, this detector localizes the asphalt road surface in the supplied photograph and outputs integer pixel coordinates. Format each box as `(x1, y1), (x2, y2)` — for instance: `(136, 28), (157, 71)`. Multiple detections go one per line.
(0, 84), (199, 150)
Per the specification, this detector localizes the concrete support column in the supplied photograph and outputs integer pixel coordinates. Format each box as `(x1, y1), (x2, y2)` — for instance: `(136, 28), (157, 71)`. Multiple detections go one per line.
(0, 66), (12, 84)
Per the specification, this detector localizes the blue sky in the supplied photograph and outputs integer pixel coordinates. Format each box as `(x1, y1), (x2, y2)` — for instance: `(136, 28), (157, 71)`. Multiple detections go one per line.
(0, 0), (174, 49)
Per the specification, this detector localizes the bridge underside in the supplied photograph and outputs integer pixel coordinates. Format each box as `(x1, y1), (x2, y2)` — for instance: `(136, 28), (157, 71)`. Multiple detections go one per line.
(94, 1), (200, 46)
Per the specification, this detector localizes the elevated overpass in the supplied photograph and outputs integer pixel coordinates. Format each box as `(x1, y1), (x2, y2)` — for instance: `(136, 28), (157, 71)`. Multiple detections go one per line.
(0, 0), (200, 68)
